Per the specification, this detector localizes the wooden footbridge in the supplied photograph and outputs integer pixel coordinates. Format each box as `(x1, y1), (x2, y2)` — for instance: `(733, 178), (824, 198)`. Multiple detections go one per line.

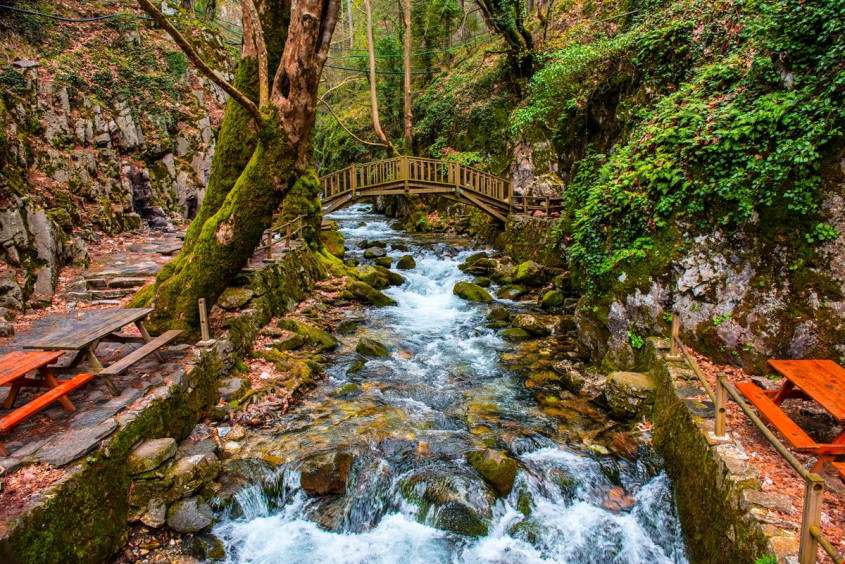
(319, 157), (563, 221)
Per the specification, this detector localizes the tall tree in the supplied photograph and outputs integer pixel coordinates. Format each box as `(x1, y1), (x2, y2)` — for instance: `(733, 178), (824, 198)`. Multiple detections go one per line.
(475, 0), (534, 78)
(400, 0), (413, 151)
(133, 0), (341, 330)
(363, 0), (399, 154)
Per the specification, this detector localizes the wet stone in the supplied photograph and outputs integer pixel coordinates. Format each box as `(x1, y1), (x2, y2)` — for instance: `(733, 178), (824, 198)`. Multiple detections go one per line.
(167, 496), (214, 533)
(396, 255), (416, 270)
(299, 452), (354, 496)
(363, 247), (387, 259)
(356, 337), (389, 357)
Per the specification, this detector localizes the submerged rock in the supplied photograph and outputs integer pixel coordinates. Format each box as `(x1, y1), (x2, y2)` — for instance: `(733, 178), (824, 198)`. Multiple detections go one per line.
(402, 466), (494, 537)
(348, 280), (397, 307)
(603, 371), (656, 419)
(396, 255), (416, 270)
(166, 496), (214, 533)
(496, 285), (528, 300)
(453, 281), (493, 303)
(356, 337), (389, 357)
(466, 449), (518, 497)
(299, 452), (355, 496)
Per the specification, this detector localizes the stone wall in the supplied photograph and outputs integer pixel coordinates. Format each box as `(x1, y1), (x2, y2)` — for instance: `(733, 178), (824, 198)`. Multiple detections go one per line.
(0, 246), (324, 563)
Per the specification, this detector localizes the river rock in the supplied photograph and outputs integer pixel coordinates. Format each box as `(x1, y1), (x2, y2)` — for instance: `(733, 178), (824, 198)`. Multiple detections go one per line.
(167, 453), (222, 498)
(602, 371), (656, 419)
(553, 360), (586, 393)
(512, 314), (552, 336)
(299, 452), (354, 496)
(466, 449), (518, 497)
(356, 337), (389, 357)
(453, 281), (492, 303)
(336, 319), (359, 334)
(539, 290), (565, 309)
(363, 246), (387, 259)
(189, 534), (226, 561)
(396, 255), (416, 270)
(217, 287), (254, 310)
(473, 277), (492, 287)
(374, 265), (405, 286)
(374, 256), (393, 268)
(357, 265), (389, 289)
(402, 466), (494, 537)
(460, 257), (497, 276)
(128, 438), (178, 475)
(359, 240), (387, 249)
(496, 285), (528, 300)
(499, 328), (531, 341)
(511, 261), (545, 286)
(218, 377), (250, 402)
(166, 496), (214, 533)
(278, 319), (340, 351)
(487, 307), (511, 321)
(348, 280), (397, 307)
(273, 333), (306, 351)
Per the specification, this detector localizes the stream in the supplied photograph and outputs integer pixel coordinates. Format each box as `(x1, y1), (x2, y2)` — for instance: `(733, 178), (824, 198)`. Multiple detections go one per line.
(214, 203), (688, 563)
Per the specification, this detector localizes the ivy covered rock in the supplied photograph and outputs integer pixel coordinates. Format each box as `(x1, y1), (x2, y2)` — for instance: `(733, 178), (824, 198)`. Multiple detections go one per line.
(453, 281), (493, 303)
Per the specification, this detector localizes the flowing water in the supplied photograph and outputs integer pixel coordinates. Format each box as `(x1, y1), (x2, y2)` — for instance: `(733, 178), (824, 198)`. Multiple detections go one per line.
(214, 204), (688, 563)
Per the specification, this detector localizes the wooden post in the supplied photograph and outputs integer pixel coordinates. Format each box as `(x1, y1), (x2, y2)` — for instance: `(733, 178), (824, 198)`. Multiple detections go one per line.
(286, 224), (292, 248)
(265, 232), (272, 259)
(298, 216), (303, 239)
(669, 312), (680, 356)
(798, 475), (825, 564)
(198, 298), (210, 341)
(454, 163), (460, 194)
(715, 373), (727, 437)
(403, 156), (410, 194)
(508, 181), (513, 216)
(545, 197), (550, 216)
(523, 194), (527, 214)
(351, 164), (358, 200)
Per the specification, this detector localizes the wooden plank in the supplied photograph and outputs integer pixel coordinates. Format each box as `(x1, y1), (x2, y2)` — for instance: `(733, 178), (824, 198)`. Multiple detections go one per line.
(23, 308), (154, 351)
(99, 330), (182, 376)
(833, 461), (845, 481)
(0, 372), (96, 432)
(0, 351), (64, 386)
(768, 360), (845, 423)
(736, 382), (823, 451)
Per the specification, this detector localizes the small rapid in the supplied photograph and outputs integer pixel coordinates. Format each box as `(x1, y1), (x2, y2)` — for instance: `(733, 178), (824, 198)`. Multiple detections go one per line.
(214, 204), (688, 563)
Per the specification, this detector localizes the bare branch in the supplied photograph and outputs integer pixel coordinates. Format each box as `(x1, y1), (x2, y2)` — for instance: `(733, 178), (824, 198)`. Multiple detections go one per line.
(242, 0), (269, 107)
(321, 75), (364, 98)
(137, 0), (262, 124)
(319, 97), (389, 148)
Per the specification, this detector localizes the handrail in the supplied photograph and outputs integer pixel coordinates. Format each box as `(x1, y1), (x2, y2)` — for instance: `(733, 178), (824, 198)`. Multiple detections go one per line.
(669, 313), (842, 564)
(255, 215), (303, 257)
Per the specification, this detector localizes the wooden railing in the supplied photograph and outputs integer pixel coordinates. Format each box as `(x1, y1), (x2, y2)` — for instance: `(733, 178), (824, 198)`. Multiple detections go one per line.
(669, 313), (843, 564)
(319, 156), (512, 218)
(255, 215), (303, 259)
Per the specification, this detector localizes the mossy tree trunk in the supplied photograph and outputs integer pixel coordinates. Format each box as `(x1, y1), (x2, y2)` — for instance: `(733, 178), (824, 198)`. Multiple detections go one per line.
(476, 0), (534, 79)
(134, 0), (340, 330)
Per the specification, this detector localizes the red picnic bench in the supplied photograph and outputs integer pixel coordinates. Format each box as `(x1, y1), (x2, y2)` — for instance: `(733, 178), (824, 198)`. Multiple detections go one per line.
(0, 351), (94, 456)
(738, 359), (845, 479)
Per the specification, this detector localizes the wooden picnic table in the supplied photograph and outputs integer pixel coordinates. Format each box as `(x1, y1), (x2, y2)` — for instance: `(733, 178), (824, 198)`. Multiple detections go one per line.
(738, 359), (845, 476)
(21, 308), (179, 395)
(0, 351), (96, 456)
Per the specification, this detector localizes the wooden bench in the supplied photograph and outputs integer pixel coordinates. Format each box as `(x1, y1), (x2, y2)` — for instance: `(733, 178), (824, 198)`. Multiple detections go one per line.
(833, 461), (845, 481)
(99, 330), (182, 376)
(736, 382), (821, 452)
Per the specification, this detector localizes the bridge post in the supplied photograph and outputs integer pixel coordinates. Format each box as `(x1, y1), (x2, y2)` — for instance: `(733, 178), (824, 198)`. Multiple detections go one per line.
(402, 156), (410, 194)
(454, 163), (460, 194)
(350, 164), (357, 200)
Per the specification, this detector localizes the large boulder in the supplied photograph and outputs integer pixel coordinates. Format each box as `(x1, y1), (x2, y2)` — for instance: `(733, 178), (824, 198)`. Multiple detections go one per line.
(356, 337), (389, 357)
(396, 255), (416, 270)
(402, 466), (494, 537)
(348, 280), (397, 307)
(299, 452), (355, 496)
(167, 496), (214, 533)
(539, 290), (565, 310)
(357, 265), (390, 289)
(363, 246), (387, 259)
(374, 265), (405, 286)
(374, 256), (393, 268)
(453, 281), (493, 303)
(511, 261), (545, 286)
(602, 371), (656, 419)
(466, 449), (518, 498)
(127, 438), (177, 475)
(217, 287), (254, 310)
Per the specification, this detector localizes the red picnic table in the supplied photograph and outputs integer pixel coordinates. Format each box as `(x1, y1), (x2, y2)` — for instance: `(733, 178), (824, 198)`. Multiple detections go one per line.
(738, 359), (845, 478)
(0, 351), (95, 456)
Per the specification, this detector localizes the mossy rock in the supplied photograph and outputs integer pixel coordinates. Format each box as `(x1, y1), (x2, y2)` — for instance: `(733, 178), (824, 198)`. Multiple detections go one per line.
(359, 240), (387, 249)
(127, 438), (177, 475)
(486, 307), (511, 321)
(466, 449), (518, 497)
(357, 266), (389, 289)
(511, 261), (545, 286)
(273, 333), (306, 351)
(486, 321), (509, 329)
(473, 277), (492, 287)
(374, 265), (405, 286)
(396, 255), (416, 270)
(374, 256), (393, 268)
(277, 319), (339, 351)
(348, 280), (397, 307)
(363, 247), (387, 259)
(602, 371), (656, 420)
(336, 319), (359, 334)
(356, 337), (389, 357)
(539, 290), (565, 310)
(453, 281), (493, 303)
(346, 357), (368, 374)
(512, 314), (551, 336)
(459, 257), (497, 276)
(217, 287), (255, 310)
(331, 382), (362, 397)
(496, 285), (529, 300)
(499, 328), (531, 341)
(322, 227), (345, 258)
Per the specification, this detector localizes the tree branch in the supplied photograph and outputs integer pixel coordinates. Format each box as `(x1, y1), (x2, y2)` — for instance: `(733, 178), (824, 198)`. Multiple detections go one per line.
(242, 0), (269, 107)
(319, 97), (389, 148)
(137, 0), (263, 124)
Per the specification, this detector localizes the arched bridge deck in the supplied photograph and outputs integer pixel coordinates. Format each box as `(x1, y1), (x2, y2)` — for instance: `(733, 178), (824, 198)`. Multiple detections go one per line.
(319, 157), (517, 222)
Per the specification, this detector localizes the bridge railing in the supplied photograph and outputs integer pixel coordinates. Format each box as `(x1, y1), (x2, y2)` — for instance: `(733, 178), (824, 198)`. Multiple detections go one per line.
(319, 156), (512, 210)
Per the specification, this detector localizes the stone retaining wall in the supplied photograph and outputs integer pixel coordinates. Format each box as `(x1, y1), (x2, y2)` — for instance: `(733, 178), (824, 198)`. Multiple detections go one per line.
(0, 246), (324, 563)
(646, 338), (796, 563)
